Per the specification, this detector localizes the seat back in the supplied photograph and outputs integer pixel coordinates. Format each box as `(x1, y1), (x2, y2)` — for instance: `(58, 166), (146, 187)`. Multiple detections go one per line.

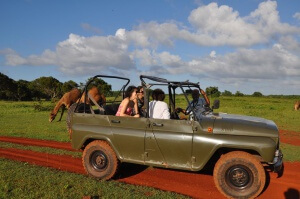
(103, 104), (120, 115)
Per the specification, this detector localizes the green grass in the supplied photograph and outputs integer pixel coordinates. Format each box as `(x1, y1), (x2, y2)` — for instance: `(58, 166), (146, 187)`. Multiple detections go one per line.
(215, 96), (300, 132)
(0, 101), (70, 142)
(281, 143), (300, 162)
(0, 158), (187, 199)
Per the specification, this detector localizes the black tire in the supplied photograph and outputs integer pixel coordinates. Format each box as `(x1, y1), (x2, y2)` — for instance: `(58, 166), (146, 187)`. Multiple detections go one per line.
(213, 151), (266, 199)
(82, 140), (119, 180)
(66, 103), (77, 136)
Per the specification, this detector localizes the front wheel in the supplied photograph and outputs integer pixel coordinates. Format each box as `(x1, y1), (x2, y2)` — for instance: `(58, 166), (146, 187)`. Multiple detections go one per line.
(82, 140), (119, 180)
(213, 151), (266, 199)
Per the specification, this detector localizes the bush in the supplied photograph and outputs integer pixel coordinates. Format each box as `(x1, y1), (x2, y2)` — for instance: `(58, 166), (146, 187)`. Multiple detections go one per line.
(252, 92), (263, 97)
(235, 91), (244, 97)
(222, 90), (233, 96)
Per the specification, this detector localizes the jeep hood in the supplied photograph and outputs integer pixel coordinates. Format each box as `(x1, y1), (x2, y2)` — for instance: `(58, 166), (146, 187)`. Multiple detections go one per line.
(209, 113), (279, 138)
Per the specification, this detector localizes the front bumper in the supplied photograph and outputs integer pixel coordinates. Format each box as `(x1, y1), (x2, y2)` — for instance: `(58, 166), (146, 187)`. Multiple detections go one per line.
(268, 149), (283, 173)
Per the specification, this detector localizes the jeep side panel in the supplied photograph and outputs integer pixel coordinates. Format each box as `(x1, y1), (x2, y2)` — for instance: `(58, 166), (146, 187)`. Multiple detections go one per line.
(71, 113), (117, 152)
(191, 121), (277, 171)
(147, 118), (194, 169)
(107, 116), (147, 164)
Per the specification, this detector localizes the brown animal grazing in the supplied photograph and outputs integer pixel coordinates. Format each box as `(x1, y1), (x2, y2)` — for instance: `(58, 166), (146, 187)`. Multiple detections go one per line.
(49, 88), (81, 122)
(295, 101), (300, 111)
(49, 86), (106, 122)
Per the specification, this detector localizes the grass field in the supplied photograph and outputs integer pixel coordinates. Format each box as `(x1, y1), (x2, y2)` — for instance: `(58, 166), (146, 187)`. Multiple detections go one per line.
(0, 96), (299, 198)
(0, 158), (185, 199)
(215, 96), (300, 132)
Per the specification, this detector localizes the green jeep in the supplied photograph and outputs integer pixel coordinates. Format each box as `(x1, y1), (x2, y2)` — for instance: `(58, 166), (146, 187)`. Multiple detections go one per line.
(69, 75), (283, 199)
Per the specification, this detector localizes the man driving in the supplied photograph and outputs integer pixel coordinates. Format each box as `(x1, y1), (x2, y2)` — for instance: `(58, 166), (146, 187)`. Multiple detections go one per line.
(177, 89), (207, 119)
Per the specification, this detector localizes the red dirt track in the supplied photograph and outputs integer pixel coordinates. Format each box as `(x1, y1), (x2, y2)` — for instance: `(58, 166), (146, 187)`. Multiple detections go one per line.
(279, 130), (300, 146)
(0, 135), (300, 199)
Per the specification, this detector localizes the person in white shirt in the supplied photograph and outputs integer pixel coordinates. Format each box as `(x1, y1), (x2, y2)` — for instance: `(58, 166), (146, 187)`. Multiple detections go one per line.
(149, 89), (170, 119)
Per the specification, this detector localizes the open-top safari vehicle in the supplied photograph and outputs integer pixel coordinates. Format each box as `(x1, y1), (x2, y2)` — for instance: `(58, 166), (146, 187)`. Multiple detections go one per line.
(69, 75), (283, 199)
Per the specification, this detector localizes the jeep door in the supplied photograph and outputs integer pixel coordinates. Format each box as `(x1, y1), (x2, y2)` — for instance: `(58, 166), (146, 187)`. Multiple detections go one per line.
(107, 115), (147, 164)
(146, 118), (194, 169)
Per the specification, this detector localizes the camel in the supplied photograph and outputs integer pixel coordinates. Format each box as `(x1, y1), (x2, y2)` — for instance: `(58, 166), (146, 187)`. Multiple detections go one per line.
(295, 101), (300, 111)
(49, 88), (81, 122)
(49, 86), (106, 122)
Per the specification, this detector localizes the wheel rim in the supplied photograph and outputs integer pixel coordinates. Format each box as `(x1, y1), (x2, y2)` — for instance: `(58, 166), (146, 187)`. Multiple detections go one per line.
(90, 151), (108, 171)
(226, 165), (253, 190)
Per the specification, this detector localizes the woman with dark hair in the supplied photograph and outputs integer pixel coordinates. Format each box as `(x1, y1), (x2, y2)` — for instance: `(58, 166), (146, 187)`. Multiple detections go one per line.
(115, 86), (139, 117)
(149, 89), (170, 119)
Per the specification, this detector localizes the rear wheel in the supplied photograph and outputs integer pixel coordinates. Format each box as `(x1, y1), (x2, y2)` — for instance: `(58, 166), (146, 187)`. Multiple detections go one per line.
(213, 151), (266, 199)
(82, 140), (119, 180)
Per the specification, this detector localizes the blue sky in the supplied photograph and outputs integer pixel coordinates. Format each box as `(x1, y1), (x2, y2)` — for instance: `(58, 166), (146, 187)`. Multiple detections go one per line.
(1, 0), (300, 94)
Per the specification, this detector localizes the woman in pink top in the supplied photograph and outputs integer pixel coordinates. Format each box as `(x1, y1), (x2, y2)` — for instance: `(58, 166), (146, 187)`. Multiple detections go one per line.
(116, 86), (140, 117)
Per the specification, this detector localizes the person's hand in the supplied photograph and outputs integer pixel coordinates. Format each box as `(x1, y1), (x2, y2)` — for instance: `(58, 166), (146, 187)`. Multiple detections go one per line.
(134, 114), (140, 118)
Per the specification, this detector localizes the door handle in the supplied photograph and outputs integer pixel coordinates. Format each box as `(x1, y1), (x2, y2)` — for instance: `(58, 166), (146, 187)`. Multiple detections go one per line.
(153, 123), (163, 127)
(111, 120), (121, 123)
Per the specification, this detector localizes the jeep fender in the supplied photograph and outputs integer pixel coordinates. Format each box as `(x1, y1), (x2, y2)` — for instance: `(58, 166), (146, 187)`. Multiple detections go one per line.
(191, 134), (277, 171)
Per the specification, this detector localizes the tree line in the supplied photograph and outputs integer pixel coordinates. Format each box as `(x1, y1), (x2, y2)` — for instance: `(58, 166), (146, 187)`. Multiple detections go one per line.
(204, 87), (263, 97)
(2, 72), (297, 101)
(0, 73), (112, 101)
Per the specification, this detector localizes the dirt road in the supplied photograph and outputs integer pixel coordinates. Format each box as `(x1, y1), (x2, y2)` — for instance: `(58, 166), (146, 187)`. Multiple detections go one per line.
(0, 136), (299, 199)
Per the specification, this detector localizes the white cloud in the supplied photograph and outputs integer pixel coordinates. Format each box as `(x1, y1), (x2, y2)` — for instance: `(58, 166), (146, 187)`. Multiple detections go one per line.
(4, 33), (135, 75)
(209, 51), (216, 58)
(125, 1), (300, 47)
(293, 12), (300, 20)
(140, 44), (300, 82)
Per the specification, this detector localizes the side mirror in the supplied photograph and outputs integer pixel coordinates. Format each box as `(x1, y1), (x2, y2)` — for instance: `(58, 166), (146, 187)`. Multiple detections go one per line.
(212, 99), (220, 110)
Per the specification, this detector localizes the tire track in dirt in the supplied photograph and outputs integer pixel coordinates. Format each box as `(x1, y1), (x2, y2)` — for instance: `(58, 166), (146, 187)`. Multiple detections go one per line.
(0, 136), (75, 151)
(0, 147), (85, 174)
(0, 136), (299, 199)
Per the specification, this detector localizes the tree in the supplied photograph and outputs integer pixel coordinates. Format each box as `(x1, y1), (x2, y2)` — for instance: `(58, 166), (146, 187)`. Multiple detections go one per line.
(235, 91), (244, 97)
(85, 77), (112, 96)
(30, 76), (63, 100)
(0, 73), (17, 100)
(61, 80), (79, 94)
(206, 86), (221, 97)
(252, 91), (263, 97)
(15, 80), (32, 101)
(222, 90), (233, 96)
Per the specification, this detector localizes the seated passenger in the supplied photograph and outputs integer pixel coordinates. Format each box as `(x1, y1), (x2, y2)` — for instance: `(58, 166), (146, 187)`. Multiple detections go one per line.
(115, 86), (140, 117)
(149, 89), (170, 119)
